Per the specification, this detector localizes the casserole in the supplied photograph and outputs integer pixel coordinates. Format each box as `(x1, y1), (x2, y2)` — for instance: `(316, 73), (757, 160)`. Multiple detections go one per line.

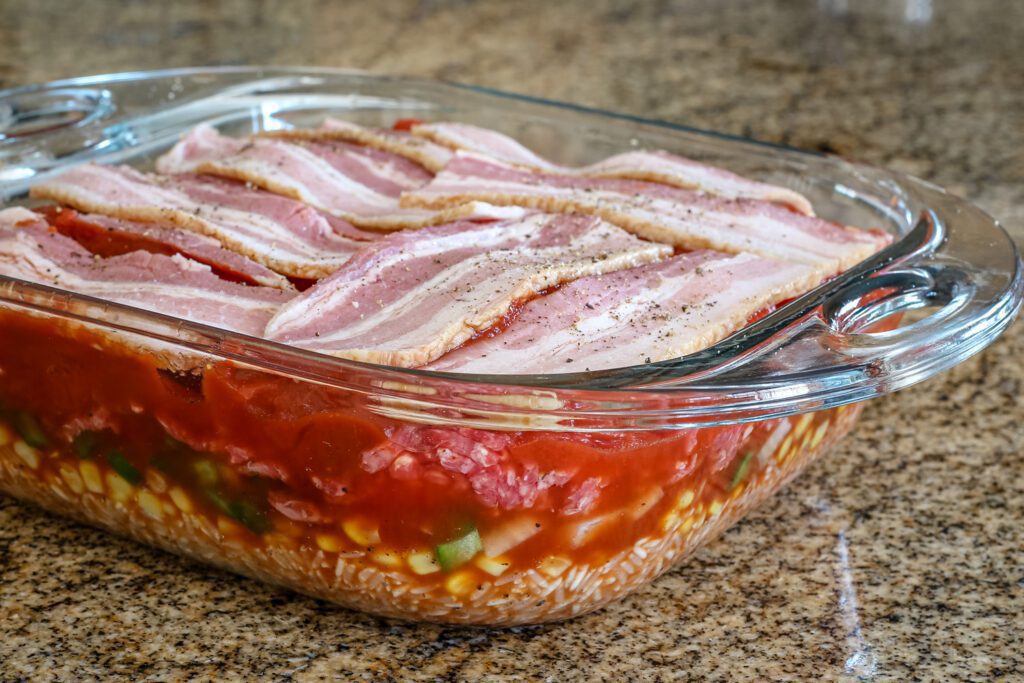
(0, 67), (1020, 625)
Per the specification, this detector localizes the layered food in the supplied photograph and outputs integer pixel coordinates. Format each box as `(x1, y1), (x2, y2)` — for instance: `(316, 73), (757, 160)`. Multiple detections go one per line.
(0, 117), (889, 624)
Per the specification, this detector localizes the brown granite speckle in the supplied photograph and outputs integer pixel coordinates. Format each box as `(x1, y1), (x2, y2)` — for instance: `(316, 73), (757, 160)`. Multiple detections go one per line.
(0, 0), (1021, 680)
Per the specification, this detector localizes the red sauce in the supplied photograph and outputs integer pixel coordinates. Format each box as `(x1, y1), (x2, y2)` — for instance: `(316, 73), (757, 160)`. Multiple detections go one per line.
(39, 207), (263, 287)
(0, 310), (814, 571)
(286, 276), (318, 291)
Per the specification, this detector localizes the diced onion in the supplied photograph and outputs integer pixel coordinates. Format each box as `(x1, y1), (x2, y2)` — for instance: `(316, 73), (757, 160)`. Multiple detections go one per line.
(480, 516), (541, 557)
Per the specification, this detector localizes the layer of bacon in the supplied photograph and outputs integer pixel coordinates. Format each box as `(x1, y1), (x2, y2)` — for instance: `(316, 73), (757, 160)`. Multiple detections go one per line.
(30, 165), (381, 279)
(156, 124), (528, 230)
(281, 119), (814, 214)
(0, 208), (292, 337)
(265, 214), (670, 367)
(429, 251), (819, 373)
(267, 118), (455, 173)
(409, 122), (817, 215)
(3, 117), (893, 373)
(43, 207), (293, 289)
(402, 153), (888, 277)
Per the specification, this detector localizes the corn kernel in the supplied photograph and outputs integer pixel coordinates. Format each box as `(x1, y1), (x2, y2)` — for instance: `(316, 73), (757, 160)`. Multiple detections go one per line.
(678, 516), (696, 535)
(708, 499), (724, 516)
(794, 413), (813, 437)
(162, 501), (177, 517)
(168, 487), (193, 513)
(145, 470), (168, 494)
(777, 435), (793, 462)
(136, 490), (164, 520)
(57, 462), (84, 493)
(407, 551), (441, 575)
(810, 421), (830, 450)
(538, 555), (572, 578)
(106, 471), (134, 502)
(315, 533), (346, 553)
(660, 511), (680, 533)
(676, 489), (695, 509)
(444, 570), (476, 596)
(371, 550), (402, 569)
(13, 441), (40, 469)
(0, 423), (13, 447)
(342, 518), (381, 546)
(79, 461), (104, 494)
(474, 555), (511, 577)
(59, 463), (84, 494)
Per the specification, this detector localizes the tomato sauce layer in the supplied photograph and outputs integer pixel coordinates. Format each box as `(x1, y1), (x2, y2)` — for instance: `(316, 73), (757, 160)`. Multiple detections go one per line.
(0, 312), (836, 574)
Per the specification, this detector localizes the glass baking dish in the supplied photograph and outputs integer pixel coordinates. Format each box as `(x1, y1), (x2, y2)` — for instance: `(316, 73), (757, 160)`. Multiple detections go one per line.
(0, 67), (1020, 626)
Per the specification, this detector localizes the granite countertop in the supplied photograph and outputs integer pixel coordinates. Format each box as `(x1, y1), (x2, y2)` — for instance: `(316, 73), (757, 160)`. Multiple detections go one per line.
(0, 0), (1021, 680)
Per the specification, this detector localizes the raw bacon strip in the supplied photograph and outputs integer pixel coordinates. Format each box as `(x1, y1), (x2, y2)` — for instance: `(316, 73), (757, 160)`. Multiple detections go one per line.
(412, 122), (558, 171)
(153, 122), (238, 175)
(411, 122), (815, 214)
(430, 251), (820, 374)
(156, 125), (527, 231)
(44, 208), (293, 290)
(0, 208), (292, 336)
(158, 124), (433, 193)
(577, 150), (815, 216)
(266, 118), (454, 172)
(403, 153), (889, 275)
(265, 213), (671, 367)
(30, 164), (377, 279)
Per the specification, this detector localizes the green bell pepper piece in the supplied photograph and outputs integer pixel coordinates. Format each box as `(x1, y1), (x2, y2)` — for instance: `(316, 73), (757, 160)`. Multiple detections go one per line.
(436, 527), (482, 571)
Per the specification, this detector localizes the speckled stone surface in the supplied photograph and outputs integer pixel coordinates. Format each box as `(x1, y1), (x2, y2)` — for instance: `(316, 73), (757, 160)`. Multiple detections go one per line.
(0, 1), (1021, 680)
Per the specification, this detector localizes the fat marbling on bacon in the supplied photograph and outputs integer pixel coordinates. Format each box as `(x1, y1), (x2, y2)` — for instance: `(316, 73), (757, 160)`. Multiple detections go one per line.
(0, 208), (293, 337)
(30, 164), (380, 279)
(45, 208), (293, 290)
(264, 213), (672, 367)
(266, 118), (455, 173)
(410, 122), (815, 215)
(157, 123), (433, 191)
(429, 250), (820, 373)
(156, 124), (527, 230)
(403, 153), (890, 277)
